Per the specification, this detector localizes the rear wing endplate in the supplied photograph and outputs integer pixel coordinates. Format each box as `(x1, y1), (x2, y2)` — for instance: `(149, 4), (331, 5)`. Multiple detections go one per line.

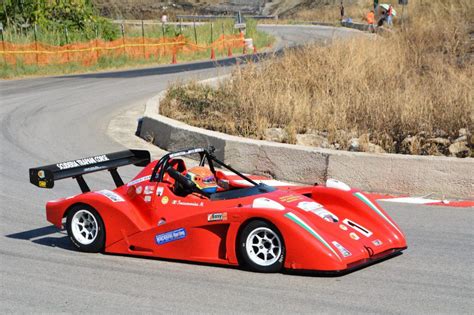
(29, 150), (150, 192)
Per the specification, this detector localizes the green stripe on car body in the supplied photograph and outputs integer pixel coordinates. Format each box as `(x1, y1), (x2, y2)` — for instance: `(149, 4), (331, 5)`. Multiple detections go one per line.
(354, 192), (402, 234)
(284, 212), (341, 260)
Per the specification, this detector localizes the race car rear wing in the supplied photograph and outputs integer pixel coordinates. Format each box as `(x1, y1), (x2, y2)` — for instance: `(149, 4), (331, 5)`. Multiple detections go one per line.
(29, 150), (150, 193)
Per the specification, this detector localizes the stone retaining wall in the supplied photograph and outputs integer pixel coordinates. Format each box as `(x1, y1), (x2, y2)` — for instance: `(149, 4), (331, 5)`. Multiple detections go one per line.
(139, 89), (473, 198)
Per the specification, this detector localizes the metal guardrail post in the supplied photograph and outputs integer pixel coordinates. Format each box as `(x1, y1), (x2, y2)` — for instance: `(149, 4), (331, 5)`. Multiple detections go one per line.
(210, 22), (213, 43)
(141, 20), (145, 58)
(0, 23), (5, 65)
(193, 19), (198, 44)
(64, 26), (69, 63)
(34, 23), (39, 65)
(95, 24), (99, 60)
(121, 23), (125, 57)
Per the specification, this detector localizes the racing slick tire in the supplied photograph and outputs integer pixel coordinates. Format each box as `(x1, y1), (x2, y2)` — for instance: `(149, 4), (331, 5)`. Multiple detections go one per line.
(66, 204), (105, 253)
(239, 220), (285, 273)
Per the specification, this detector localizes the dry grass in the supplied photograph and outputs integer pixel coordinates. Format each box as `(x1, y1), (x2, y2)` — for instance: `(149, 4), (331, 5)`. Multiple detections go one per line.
(161, 0), (473, 156)
(262, 0), (387, 24)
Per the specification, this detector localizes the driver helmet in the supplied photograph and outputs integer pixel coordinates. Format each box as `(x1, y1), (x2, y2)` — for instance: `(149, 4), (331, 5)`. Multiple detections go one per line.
(185, 166), (218, 194)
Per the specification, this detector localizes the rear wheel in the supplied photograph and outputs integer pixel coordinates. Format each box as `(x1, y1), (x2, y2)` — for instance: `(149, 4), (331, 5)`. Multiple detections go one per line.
(66, 205), (105, 253)
(239, 220), (285, 273)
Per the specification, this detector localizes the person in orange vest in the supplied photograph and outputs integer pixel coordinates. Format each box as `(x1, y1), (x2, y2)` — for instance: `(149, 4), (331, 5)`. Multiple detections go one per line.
(366, 10), (375, 33)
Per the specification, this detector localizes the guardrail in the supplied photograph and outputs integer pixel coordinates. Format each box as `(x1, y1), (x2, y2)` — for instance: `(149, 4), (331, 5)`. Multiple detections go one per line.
(176, 15), (277, 21)
(112, 20), (204, 26)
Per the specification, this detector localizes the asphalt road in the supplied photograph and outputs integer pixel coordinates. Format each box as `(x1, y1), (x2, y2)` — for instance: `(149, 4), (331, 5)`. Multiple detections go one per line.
(1, 25), (473, 314)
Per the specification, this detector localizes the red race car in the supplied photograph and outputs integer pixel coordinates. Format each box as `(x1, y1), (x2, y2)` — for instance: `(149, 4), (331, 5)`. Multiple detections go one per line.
(30, 147), (406, 274)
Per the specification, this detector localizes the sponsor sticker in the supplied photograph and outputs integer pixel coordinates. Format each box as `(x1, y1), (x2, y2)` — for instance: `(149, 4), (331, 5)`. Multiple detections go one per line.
(96, 190), (125, 202)
(294, 201), (338, 222)
(342, 218), (373, 237)
(339, 224), (348, 231)
(144, 195), (152, 203)
(135, 186), (143, 195)
(155, 228), (186, 245)
(332, 241), (352, 257)
(37, 170), (45, 179)
(161, 196), (169, 205)
(84, 166), (106, 172)
(372, 239), (383, 246)
(172, 200), (203, 207)
(56, 154), (109, 170)
(39, 180), (47, 188)
(156, 187), (164, 196)
(349, 232), (360, 240)
(297, 201), (324, 212)
(127, 175), (151, 186)
(169, 148), (205, 158)
(207, 212), (228, 222)
(279, 194), (304, 203)
(313, 209), (339, 223)
(144, 186), (154, 195)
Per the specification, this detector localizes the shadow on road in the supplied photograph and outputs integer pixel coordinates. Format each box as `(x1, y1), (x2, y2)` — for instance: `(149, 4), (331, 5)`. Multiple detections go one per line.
(5, 225), (404, 277)
(5, 225), (75, 250)
(56, 50), (287, 80)
(6, 225), (59, 240)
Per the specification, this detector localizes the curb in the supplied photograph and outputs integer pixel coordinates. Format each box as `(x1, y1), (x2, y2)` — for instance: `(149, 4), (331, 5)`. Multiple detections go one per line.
(138, 77), (473, 199)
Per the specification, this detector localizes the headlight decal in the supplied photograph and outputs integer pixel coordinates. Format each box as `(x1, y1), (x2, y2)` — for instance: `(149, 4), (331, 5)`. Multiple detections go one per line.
(284, 212), (341, 261)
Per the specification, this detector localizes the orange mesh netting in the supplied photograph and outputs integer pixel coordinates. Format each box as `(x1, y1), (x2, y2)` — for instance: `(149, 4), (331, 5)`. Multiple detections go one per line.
(0, 33), (245, 66)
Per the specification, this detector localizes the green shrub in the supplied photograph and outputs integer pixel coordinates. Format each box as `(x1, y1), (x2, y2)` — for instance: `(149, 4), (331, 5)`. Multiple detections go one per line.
(0, 0), (119, 42)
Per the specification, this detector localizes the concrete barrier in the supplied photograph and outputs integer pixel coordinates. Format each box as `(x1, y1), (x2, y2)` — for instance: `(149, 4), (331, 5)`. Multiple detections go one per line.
(341, 21), (370, 31)
(139, 86), (473, 199)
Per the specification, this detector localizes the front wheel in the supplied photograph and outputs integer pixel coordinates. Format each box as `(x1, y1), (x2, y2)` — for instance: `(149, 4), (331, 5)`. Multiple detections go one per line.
(239, 220), (285, 273)
(66, 205), (105, 253)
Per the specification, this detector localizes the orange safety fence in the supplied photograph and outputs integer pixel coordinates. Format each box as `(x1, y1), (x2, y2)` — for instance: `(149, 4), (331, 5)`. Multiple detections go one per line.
(0, 33), (246, 66)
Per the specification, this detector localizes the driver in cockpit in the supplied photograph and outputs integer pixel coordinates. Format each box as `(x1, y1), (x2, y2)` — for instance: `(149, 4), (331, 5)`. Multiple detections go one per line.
(185, 166), (218, 194)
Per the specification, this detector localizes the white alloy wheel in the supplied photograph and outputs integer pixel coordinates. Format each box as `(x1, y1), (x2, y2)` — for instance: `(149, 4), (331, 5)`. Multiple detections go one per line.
(70, 209), (98, 245)
(245, 227), (282, 267)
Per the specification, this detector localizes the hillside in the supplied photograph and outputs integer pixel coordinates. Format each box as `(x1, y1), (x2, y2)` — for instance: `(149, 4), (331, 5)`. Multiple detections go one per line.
(92, 0), (262, 19)
(91, 0), (341, 19)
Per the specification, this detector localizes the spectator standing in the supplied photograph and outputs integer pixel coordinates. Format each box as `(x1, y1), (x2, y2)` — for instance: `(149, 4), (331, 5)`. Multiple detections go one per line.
(387, 5), (393, 26)
(340, 1), (345, 21)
